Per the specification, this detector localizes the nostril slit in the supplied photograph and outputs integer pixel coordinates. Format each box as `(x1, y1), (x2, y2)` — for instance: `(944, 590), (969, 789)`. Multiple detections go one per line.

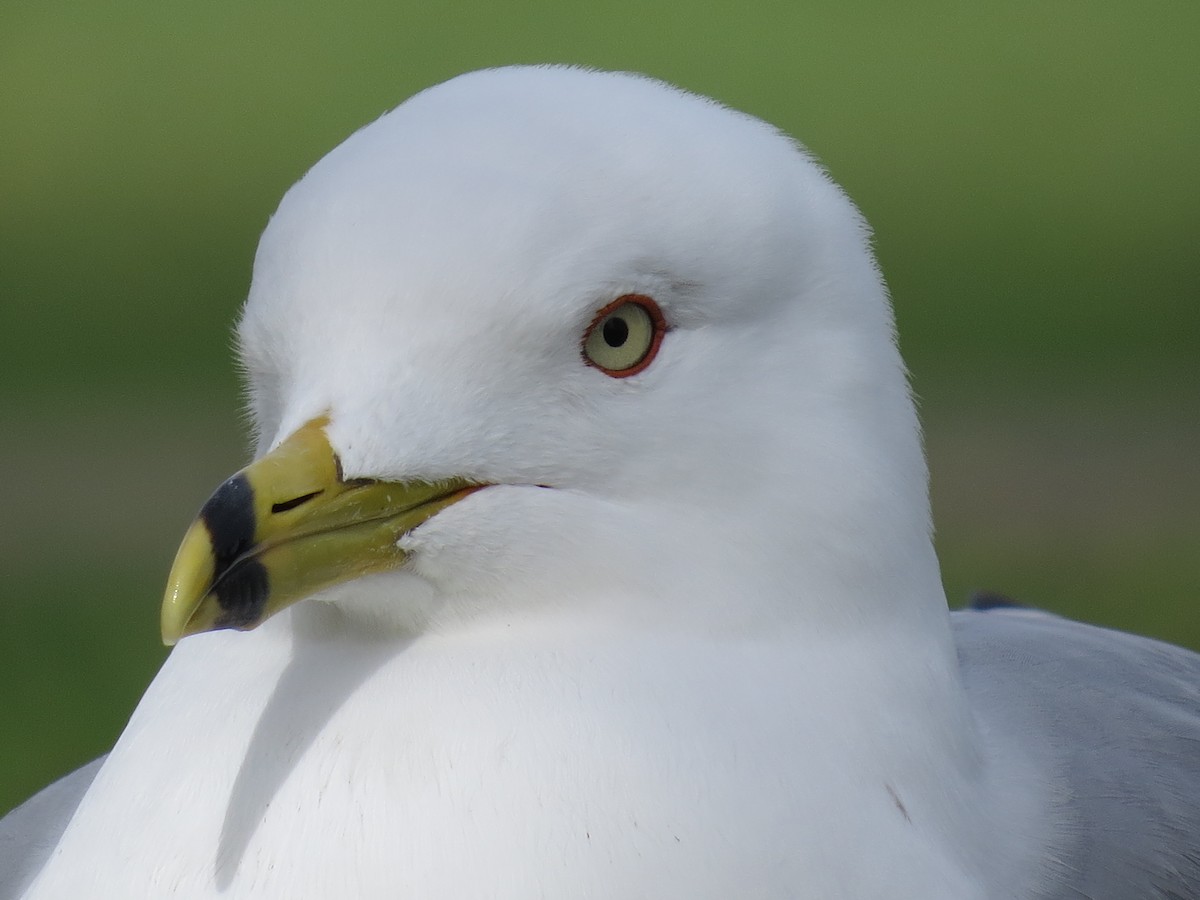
(271, 491), (322, 514)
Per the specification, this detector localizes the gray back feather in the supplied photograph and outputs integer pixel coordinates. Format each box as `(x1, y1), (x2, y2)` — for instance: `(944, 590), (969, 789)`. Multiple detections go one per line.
(0, 756), (104, 898)
(953, 608), (1200, 899)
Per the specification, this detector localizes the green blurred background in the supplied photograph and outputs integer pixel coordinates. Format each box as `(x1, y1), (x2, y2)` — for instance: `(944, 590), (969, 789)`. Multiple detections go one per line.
(2, 2), (1197, 815)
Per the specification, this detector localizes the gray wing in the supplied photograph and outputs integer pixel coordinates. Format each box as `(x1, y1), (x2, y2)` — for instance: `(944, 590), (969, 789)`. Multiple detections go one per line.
(0, 756), (105, 899)
(953, 607), (1200, 900)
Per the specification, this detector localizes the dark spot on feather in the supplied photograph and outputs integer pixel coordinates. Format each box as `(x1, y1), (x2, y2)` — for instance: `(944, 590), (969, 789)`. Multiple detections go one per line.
(886, 784), (911, 823)
(968, 589), (1024, 611)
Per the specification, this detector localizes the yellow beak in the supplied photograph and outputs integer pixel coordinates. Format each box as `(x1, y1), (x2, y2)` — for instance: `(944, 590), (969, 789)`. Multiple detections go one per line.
(160, 417), (479, 646)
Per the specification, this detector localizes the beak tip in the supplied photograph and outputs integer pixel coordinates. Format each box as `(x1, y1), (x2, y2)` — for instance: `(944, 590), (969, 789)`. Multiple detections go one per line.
(160, 591), (192, 647)
(160, 521), (218, 646)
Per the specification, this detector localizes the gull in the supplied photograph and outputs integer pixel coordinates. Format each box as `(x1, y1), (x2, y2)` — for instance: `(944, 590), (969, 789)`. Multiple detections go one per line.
(3, 66), (1198, 899)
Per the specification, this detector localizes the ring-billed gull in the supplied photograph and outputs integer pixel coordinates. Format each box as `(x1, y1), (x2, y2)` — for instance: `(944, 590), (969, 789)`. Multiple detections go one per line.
(3, 66), (1197, 898)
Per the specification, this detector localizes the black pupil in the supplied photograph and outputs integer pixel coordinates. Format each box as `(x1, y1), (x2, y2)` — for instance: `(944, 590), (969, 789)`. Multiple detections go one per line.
(602, 315), (629, 347)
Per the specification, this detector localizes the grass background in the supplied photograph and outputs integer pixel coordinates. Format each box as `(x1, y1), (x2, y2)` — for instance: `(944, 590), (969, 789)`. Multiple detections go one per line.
(2, 2), (1197, 815)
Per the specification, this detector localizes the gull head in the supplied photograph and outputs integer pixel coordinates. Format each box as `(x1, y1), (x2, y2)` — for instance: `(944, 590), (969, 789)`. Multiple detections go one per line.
(162, 66), (937, 644)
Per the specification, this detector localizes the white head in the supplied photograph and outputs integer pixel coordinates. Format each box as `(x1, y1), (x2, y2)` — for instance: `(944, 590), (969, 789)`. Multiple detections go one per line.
(234, 66), (943, 638)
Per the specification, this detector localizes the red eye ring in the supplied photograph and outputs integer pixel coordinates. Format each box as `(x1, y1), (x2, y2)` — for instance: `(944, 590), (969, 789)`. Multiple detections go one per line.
(581, 294), (667, 378)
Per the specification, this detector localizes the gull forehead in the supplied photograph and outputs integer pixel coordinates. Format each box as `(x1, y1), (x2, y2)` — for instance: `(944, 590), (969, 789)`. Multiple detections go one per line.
(241, 66), (861, 344)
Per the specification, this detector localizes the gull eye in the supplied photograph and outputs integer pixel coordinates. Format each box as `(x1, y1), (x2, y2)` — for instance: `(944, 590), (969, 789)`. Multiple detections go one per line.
(582, 295), (666, 377)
